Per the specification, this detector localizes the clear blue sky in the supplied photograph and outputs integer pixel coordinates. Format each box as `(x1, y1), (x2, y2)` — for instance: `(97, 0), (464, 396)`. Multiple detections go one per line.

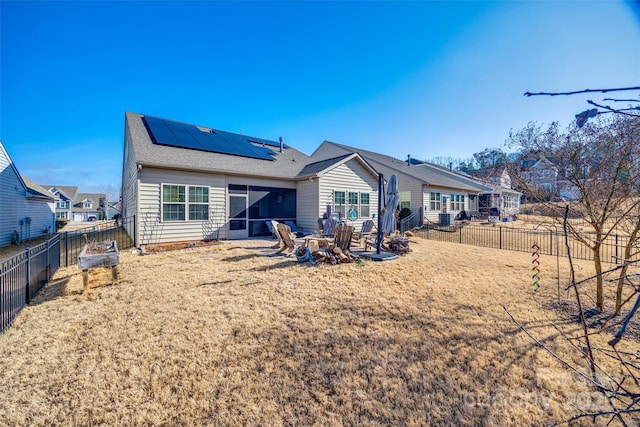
(1, 1), (639, 195)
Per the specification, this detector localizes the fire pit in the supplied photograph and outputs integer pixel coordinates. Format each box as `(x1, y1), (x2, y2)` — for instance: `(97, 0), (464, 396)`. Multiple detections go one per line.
(78, 240), (119, 294)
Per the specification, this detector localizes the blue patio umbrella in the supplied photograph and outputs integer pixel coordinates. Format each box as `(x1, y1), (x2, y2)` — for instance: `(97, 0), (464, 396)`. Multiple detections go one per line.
(381, 174), (399, 235)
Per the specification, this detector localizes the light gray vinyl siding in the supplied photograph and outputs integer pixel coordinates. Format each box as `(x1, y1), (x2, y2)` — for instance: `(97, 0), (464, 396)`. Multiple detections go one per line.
(137, 168), (226, 244)
(0, 147), (54, 246)
(121, 125), (139, 243)
(354, 158), (423, 223)
(23, 200), (55, 239)
(318, 159), (378, 229)
(423, 186), (470, 222)
(296, 178), (320, 233)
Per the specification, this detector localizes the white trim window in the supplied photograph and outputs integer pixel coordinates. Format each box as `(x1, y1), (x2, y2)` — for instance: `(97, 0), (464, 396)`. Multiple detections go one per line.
(429, 192), (441, 211)
(400, 191), (411, 211)
(83, 200), (93, 209)
(360, 193), (370, 218)
(333, 191), (346, 219)
(57, 200), (67, 209)
(162, 184), (209, 221)
(333, 190), (371, 220)
(450, 194), (465, 211)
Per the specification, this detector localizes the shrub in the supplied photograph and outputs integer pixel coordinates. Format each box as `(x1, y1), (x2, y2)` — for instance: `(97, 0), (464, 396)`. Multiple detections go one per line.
(399, 207), (412, 221)
(55, 219), (68, 231)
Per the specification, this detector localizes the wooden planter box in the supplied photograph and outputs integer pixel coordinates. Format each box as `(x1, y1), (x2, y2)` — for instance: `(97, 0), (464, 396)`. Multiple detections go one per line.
(78, 240), (119, 270)
(78, 241), (119, 293)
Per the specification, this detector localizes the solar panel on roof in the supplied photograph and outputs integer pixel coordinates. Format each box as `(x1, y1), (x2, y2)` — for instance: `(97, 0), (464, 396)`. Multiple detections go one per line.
(143, 116), (276, 161)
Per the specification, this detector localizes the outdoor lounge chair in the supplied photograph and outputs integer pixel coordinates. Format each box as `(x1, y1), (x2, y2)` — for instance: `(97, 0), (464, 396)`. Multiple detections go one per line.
(275, 222), (297, 254)
(265, 220), (278, 240)
(352, 220), (375, 249)
(332, 224), (354, 252)
(284, 220), (311, 237)
(323, 218), (337, 237)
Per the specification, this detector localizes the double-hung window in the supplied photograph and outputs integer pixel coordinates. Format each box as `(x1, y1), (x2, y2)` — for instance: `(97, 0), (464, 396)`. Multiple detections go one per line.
(333, 190), (371, 219)
(189, 186), (209, 220)
(400, 191), (411, 211)
(162, 184), (209, 221)
(333, 191), (346, 219)
(360, 193), (370, 217)
(429, 192), (441, 211)
(450, 194), (465, 211)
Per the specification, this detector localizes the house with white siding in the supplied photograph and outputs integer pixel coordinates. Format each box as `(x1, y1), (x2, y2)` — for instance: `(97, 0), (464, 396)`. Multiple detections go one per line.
(0, 140), (56, 246)
(43, 185), (107, 221)
(121, 113), (379, 245)
(312, 141), (494, 224)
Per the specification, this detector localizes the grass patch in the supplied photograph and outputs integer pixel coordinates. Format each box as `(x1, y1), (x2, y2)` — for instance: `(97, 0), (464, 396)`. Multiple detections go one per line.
(0, 239), (638, 426)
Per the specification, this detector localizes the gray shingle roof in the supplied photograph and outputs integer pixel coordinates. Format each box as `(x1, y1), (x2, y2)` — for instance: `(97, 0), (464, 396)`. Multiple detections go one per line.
(21, 175), (57, 201)
(43, 185), (78, 201)
(315, 141), (488, 192)
(126, 112), (315, 180)
(297, 154), (354, 177)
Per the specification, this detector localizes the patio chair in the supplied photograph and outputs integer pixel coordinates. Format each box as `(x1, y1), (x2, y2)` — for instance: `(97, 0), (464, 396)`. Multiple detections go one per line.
(284, 220), (311, 237)
(323, 218), (337, 237)
(332, 224), (354, 252)
(275, 222), (297, 254)
(352, 219), (375, 249)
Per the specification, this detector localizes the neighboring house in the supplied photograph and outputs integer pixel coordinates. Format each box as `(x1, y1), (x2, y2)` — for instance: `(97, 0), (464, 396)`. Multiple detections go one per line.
(312, 141), (491, 223)
(0, 140), (56, 246)
(121, 113), (380, 244)
(44, 185), (107, 221)
(72, 193), (106, 221)
(47, 185), (77, 220)
(523, 157), (559, 192)
(106, 201), (120, 220)
(466, 167), (522, 217)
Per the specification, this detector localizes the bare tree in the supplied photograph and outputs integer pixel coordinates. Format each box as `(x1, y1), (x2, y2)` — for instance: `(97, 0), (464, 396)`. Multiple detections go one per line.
(508, 114), (640, 312)
(505, 206), (640, 426)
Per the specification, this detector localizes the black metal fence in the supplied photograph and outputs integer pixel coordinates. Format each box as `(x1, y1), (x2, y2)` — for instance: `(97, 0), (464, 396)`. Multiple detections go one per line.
(413, 223), (637, 264)
(1, 234), (61, 333)
(0, 216), (136, 333)
(58, 216), (135, 267)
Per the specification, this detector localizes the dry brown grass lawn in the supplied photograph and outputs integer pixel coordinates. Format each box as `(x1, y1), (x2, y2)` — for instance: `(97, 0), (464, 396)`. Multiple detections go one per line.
(1, 238), (638, 426)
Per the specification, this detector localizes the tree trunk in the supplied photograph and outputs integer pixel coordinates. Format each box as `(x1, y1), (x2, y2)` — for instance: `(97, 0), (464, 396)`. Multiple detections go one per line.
(593, 241), (604, 312)
(615, 266), (626, 316)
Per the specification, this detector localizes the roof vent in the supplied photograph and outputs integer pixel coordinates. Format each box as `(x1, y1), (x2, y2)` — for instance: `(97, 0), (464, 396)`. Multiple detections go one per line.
(279, 137), (283, 153)
(407, 154), (411, 166)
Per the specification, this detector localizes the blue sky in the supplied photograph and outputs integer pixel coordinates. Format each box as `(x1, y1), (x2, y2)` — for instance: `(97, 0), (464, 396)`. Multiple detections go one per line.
(1, 1), (639, 195)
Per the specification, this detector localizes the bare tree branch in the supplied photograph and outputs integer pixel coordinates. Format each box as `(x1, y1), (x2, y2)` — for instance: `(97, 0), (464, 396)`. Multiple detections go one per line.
(524, 87), (640, 97)
(603, 98), (640, 103)
(586, 100), (640, 117)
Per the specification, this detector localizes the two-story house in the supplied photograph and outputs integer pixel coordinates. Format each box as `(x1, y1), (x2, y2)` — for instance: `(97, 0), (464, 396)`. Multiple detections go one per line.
(44, 185), (106, 221)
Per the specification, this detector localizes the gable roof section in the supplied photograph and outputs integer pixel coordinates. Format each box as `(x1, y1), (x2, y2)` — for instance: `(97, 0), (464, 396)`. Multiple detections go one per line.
(296, 153), (378, 179)
(126, 112), (313, 179)
(0, 139), (29, 194)
(44, 185), (78, 201)
(313, 141), (486, 192)
(21, 175), (57, 202)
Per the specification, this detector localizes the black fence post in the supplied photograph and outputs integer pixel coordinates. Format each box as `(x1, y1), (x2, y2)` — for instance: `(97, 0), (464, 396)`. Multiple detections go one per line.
(25, 249), (30, 304)
(459, 223), (463, 244)
(46, 238), (50, 280)
(133, 215), (137, 248)
(615, 234), (619, 264)
(499, 226), (503, 249)
(64, 231), (69, 267)
(549, 230), (553, 256)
